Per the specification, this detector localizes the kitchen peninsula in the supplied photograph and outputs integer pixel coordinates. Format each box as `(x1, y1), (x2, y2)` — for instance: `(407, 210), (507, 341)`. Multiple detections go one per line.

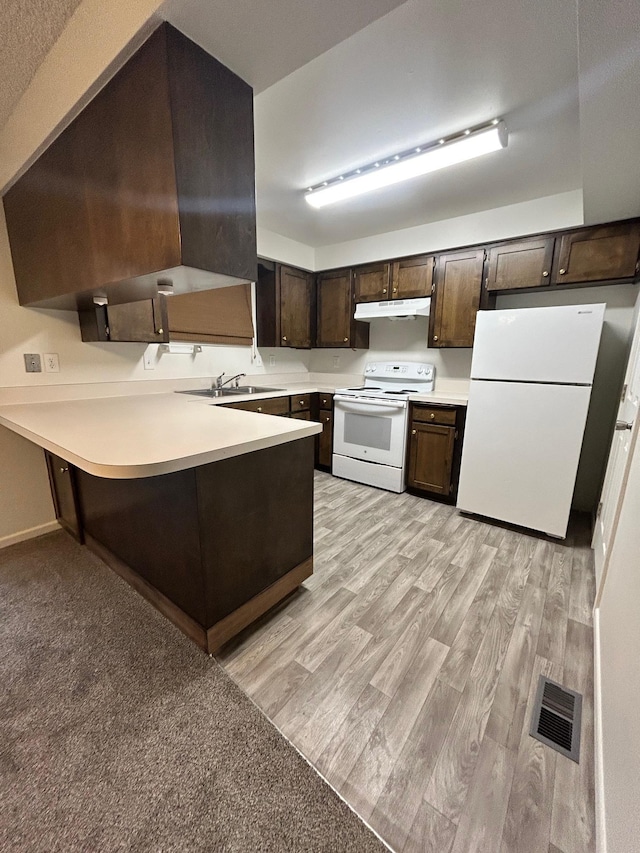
(0, 393), (321, 653)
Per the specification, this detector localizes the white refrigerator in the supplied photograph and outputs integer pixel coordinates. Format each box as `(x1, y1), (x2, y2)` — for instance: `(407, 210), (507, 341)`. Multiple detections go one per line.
(457, 303), (606, 538)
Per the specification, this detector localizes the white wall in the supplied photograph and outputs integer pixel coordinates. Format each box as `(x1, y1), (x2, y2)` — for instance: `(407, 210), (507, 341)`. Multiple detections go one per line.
(595, 417), (640, 853)
(309, 320), (472, 394)
(313, 190), (584, 270)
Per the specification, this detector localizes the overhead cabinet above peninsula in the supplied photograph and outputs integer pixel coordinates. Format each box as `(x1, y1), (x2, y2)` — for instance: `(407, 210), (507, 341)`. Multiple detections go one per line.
(4, 23), (256, 311)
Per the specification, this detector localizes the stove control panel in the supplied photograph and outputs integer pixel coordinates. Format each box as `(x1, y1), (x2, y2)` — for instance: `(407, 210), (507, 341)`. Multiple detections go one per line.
(364, 362), (435, 381)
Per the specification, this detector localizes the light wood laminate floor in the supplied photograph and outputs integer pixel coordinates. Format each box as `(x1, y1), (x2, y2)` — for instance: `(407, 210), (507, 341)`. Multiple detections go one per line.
(217, 473), (595, 853)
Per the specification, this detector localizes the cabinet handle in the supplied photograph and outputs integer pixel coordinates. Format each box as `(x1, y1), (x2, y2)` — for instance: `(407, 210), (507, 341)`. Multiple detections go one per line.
(382, 288), (387, 294)
(559, 268), (566, 275)
(430, 413), (435, 419)
(282, 336), (287, 342)
(157, 328), (163, 334)
(257, 407), (262, 413)
(343, 337), (348, 342)
(433, 335), (439, 341)
(59, 467), (69, 474)
(324, 416), (330, 422)
(542, 271), (549, 277)
(299, 400), (305, 405)
(411, 429), (417, 435)
(392, 287), (398, 293)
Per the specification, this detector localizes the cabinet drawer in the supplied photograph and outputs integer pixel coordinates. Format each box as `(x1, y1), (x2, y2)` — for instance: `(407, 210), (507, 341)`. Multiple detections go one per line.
(319, 392), (334, 410)
(225, 396), (290, 415)
(290, 410), (312, 420)
(290, 393), (312, 412)
(412, 406), (457, 426)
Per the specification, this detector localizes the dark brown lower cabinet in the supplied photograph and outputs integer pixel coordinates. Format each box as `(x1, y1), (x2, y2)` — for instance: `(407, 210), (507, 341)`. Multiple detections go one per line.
(406, 404), (465, 501)
(46, 439), (315, 654)
(314, 392), (334, 471)
(45, 451), (83, 541)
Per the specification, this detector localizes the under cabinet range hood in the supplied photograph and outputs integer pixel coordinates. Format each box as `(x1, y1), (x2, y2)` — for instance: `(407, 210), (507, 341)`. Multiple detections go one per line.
(4, 24), (257, 310)
(354, 297), (431, 321)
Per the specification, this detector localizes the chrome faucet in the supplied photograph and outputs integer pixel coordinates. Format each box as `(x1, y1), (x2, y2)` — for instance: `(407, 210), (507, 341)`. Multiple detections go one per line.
(212, 372), (246, 390)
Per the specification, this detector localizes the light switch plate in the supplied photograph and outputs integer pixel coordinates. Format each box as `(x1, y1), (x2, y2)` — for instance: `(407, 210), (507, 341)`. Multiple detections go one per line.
(24, 353), (42, 373)
(143, 348), (155, 370)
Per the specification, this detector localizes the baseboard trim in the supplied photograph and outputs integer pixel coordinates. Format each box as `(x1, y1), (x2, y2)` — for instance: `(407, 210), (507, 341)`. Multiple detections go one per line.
(594, 607), (607, 853)
(206, 557), (313, 654)
(85, 533), (312, 655)
(0, 520), (60, 550)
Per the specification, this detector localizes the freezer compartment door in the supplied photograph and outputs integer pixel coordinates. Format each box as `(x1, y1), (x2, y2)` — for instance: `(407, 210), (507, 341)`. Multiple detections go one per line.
(471, 303), (605, 384)
(457, 380), (592, 537)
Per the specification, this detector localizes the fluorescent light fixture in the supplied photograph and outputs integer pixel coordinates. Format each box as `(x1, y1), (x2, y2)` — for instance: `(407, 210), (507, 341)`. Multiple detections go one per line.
(305, 120), (507, 209)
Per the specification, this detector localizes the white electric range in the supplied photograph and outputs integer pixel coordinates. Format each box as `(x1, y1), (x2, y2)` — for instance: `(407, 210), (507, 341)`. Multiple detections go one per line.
(332, 361), (435, 492)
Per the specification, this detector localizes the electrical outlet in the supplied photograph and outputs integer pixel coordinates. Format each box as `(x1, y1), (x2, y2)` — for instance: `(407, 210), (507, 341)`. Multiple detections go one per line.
(44, 353), (60, 372)
(333, 356), (340, 368)
(269, 355), (276, 366)
(143, 348), (155, 370)
(24, 353), (42, 373)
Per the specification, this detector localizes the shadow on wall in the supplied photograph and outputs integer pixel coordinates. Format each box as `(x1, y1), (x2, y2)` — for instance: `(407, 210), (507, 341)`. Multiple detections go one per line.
(575, 318), (632, 513)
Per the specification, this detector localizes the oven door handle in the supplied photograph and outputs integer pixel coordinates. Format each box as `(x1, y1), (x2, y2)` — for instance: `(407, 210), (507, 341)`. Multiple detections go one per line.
(334, 395), (407, 413)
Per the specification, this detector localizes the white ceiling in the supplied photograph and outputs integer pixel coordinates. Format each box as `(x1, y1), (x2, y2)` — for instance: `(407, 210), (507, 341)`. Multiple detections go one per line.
(0, 0), (84, 129)
(252, 0), (582, 247)
(3, 0), (640, 251)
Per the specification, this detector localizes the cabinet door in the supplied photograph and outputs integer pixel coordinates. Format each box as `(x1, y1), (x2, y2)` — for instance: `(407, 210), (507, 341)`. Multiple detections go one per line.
(290, 411), (312, 420)
(107, 298), (169, 343)
(318, 410), (333, 468)
(430, 249), (484, 347)
(554, 223), (640, 284)
(391, 255), (434, 299)
(485, 237), (554, 291)
(354, 262), (391, 302)
(317, 269), (352, 346)
(279, 265), (315, 348)
(45, 452), (83, 541)
(407, 423), (455, 495)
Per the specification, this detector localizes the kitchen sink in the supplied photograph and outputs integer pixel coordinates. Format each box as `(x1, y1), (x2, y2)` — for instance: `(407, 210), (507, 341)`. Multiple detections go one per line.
(176, 386), (284, 398)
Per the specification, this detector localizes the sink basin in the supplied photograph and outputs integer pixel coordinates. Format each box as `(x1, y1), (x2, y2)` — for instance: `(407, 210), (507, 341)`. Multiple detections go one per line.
(177, 388), (229, 398)
(176, 386), (284, 399)
(222, 386), (284, 395)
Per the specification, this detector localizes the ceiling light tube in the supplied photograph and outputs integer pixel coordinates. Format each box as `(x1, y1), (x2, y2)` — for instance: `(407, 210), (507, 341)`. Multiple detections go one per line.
(305, 121), (507, 209)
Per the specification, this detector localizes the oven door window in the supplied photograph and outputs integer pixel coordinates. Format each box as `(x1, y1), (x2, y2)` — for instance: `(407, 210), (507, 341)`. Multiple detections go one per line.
(344, 412), (392, 451)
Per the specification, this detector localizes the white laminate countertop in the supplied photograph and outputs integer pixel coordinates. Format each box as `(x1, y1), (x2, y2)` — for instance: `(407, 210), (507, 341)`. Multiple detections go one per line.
(0, 392), (322, 480)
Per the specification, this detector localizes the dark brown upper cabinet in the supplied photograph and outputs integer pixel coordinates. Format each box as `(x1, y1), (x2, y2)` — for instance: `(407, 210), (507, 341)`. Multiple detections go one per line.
(4, 23), (256, 311)
(79, 284), (254, 346)
(485, 237), (555, 292)
(354, 262), (392, 302)
(256, 260), (315, 349)
(79, 298), (169, 344)
(316, 269), (369, 348)
(391, 255), (435, 299)
(552, 223), (640, 285)
(280, 266), (315, 348)
(429, 249), (484, 348)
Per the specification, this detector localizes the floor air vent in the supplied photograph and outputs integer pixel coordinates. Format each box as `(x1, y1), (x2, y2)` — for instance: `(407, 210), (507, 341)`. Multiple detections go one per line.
(529, 675), (582, 763)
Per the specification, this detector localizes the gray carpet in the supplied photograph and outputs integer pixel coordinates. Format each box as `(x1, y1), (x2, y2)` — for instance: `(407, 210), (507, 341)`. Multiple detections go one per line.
(0, 532), (387, 852)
